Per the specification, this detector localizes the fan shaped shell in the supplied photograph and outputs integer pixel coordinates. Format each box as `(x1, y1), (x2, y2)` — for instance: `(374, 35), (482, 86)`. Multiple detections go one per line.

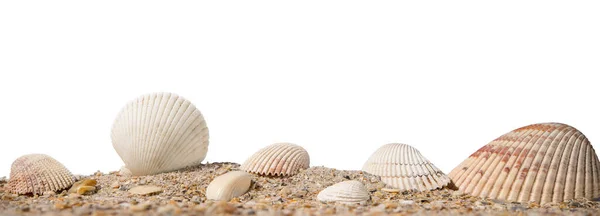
(206, 171), (252, 201)
(448, 123), (600, 204)
(317, 180), (370, 204)
(241, 143), (310, 176)
(5, 154), (75, 195)
(362, 143), (450, 191)
(111, 92), (209, 176)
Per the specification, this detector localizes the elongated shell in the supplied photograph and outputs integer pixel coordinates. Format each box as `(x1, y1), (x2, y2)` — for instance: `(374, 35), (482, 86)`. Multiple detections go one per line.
(362, 143), (450, 191)
(5, 154), (75, 195)
(241, 143), (310, 176)
(111, 92), (209, 176)
(449, 123), (600, 204)
(206, 171), (252, 201)
(317, 180), (370, 204)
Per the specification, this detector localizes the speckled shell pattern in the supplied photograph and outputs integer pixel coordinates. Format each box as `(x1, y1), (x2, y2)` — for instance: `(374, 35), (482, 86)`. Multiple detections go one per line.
(206, 171), (252, 201)
(241, 143), (310, 176)
(111, 92), (209, 176)
(5, 154), (75, 195)
(362, 143), (450, 192)
(448, 123), (600, 204)
(317, 180), (370, 204)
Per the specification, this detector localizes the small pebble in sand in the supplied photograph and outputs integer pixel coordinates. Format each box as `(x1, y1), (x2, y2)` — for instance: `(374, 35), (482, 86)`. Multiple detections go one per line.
(68, 179), (97, 194)
(110, 181), (119, 189)
(381, 188), (400, 193)
(77, 186), (97, 195)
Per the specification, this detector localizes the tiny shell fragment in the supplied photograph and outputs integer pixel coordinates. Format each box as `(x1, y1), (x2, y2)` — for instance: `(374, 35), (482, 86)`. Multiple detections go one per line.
(129, 185), (163, 195)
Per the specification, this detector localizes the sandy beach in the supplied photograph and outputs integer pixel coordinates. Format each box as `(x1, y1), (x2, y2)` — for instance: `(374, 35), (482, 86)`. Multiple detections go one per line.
(1, 162), (599, 215)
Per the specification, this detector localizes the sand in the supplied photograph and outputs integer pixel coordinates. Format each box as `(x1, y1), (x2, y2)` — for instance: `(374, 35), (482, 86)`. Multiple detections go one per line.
(1, 162), (599, 215)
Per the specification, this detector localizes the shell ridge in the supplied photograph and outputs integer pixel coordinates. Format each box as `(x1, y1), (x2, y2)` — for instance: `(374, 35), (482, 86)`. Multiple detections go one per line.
(141, 93), (167, 174)
(139, 94), (158, 173)
(540, 127), (576, 204)
(527, 127), (570, 202)
(154, 98), (191, 171)
(497, 128), (543, 200)
(165, 110), (204, 169)
(551, 131), (579, 202)
(472, 137), (515, 197)
(563, 133), (584, 201)
(273, 145), (298, 175)
(509, 129), (553, 202)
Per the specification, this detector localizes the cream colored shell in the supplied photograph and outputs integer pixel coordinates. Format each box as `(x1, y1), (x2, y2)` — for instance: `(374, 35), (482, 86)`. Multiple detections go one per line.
(362, 143), (450, 191)
(5, 154), (75, 195)
(111, 92), (209, 176)
(206, 171), (252, 201)
(241, 143), (310, 176)
(317, 180), (370, 204)
(449, 123), (600, 204)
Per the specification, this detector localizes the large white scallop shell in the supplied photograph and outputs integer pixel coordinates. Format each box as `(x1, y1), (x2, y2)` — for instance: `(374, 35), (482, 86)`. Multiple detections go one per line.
(362, 143), (450, 191)
(206, 171), (252, 201)
(5, 154), (75, 195)
(111, 92), (209, 176)
(317, 180), (370, 204)
(449, 123), (600, 204)
(240, 143), (310, 176)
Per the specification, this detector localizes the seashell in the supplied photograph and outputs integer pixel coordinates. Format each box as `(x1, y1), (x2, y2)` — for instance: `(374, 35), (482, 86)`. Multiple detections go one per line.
(129, 185), (163, 195)
(362, 143), (450, 191)
(448, 123), (600, 204)
(5, 154), (75, 195)
(206, 171), (252, 201)
(240, 142), (310, 176)
(317, 180), (370, 204)
(111, 92), (209, 176)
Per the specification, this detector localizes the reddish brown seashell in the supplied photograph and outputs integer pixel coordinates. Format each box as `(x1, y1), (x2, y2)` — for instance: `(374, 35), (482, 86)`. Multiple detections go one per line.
(449, 122), (600, 204)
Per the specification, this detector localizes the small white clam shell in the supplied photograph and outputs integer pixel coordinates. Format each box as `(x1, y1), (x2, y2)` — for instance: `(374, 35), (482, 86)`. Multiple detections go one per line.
(5, 154), (75, 195)
(449, 123), (600, 204)
(317, 180), (370, 204)
(111, 92), (209, 176)
(206, 171), (252, 201)
(241, 143), (310, 176)
(362, 143), (450, 191)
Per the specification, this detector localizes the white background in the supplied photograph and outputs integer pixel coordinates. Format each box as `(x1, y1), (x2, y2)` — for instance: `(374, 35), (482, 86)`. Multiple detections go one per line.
(1, 1), (599, 178)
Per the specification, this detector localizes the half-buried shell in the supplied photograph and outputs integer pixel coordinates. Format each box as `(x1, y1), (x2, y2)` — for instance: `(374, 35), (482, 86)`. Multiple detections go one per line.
(448, 122), (600, 204)
(5, 154), (75, 195)
(362, 143), (450, 191)
(317, 180), (370, 204)
(206, 171), (252, 201)
(111, 92), (209, 176)
(241, 143), (310, 177)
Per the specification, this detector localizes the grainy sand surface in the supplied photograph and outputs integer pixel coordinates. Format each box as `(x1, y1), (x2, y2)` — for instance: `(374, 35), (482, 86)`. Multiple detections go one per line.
(1, 163), (599, 215)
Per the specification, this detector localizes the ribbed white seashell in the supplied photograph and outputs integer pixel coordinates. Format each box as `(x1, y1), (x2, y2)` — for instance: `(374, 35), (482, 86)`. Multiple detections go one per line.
(449, 123), (600, 204)
(206, 171), (252, 201)
(240, 143), (310, 176)
(111, 92), (209, 176)
(5, 154), (75, 195)
(362, 143), (450, 191)
(317, 180), (370, 204)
